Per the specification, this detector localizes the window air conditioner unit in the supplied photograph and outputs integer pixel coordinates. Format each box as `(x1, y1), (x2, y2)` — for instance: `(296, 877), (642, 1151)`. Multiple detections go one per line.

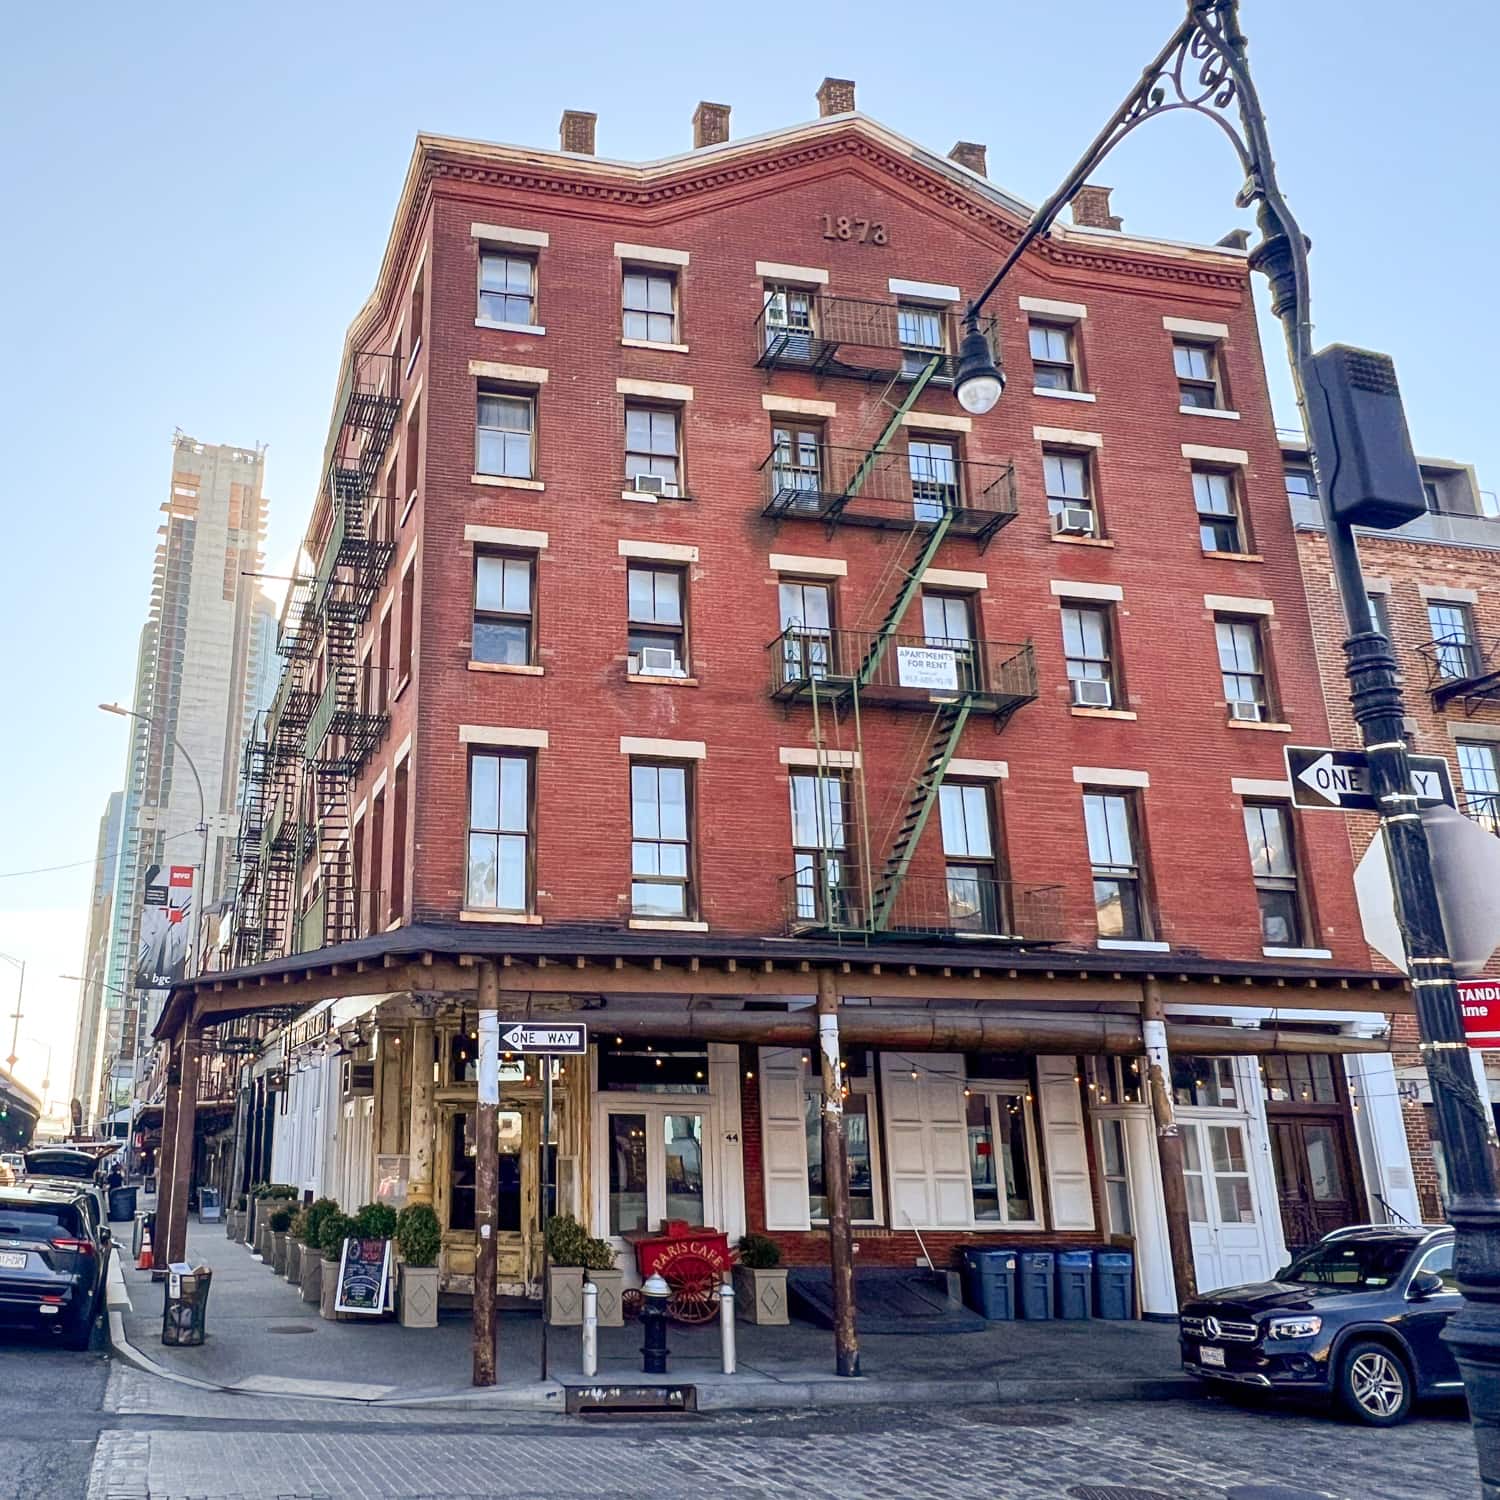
(1071, 677), (1113, 709)
(1228, 699), (1265, 722)
(637, 647), (681, 676)
(1051, 506), (1095, 536)
(633, 473), (677, 498)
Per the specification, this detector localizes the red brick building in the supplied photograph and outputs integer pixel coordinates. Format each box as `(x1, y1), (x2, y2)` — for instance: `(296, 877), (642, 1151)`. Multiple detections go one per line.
(162, 84), (1417, 1318)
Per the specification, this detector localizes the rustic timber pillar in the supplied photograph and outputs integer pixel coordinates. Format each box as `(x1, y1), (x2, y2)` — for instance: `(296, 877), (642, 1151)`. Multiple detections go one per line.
(817, 969), (859, 1377)
(154, 1039), (182, 1262)
(407, 1016), (436, 1207)
(473, 964), (500, 1387)
(164, 1023), (202, 1266)
(1142, 981), (1196, 1308)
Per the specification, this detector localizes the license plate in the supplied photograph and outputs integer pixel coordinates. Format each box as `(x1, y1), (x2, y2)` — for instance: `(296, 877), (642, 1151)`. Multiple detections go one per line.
(0, 1252), (25, 1270)
(1200, 1345), (1225, 1368)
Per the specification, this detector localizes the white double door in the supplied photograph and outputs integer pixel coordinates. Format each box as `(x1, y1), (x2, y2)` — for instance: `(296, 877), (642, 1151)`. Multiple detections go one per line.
(1181, 1114), (1275, 1293)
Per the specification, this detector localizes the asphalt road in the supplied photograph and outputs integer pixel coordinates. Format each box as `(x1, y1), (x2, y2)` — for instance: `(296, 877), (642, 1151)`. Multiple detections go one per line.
(0, 1322), (112, 1500)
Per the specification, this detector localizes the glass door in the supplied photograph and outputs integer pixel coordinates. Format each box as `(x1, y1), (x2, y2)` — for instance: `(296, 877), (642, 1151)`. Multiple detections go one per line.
(1182, 1118), (1268, 1291)
(602, 1106), (711, 1258)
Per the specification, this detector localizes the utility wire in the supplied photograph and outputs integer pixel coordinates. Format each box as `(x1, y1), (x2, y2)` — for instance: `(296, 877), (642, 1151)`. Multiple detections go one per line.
(0, 827), (201, 880)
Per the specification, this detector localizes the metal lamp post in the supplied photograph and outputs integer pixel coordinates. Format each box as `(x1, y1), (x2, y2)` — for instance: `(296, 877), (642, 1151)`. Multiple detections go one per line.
(952, 1), (1500, 1484)
(0, 953), (24, 1073)
(61, 973), (139, 1152)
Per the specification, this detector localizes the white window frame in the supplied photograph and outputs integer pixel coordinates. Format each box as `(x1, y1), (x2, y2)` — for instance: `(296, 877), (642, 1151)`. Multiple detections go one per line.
(963, 1078), (1043, 1230)
(800, 1055), (885, 1227)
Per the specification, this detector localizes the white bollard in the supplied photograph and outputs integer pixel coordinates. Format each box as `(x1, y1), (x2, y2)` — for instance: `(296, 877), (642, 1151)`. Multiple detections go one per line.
(581, 1281), (598, 1378)
(719, 1277), (736, 1375)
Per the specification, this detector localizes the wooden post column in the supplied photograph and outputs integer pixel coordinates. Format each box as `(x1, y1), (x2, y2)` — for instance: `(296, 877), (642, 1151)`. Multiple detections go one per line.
(407, 1017), (436, 1207)
(817, 969), (859, 1377)
(164, 1023), (202, 1267)
(1142, 981), (1197, 1308)
(473, 964), (500, 1387)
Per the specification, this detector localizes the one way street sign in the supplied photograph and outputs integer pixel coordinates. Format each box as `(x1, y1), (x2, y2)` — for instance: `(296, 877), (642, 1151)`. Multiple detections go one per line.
(499, 1022), (588, 1054)
(1285, 745), (1455, 813)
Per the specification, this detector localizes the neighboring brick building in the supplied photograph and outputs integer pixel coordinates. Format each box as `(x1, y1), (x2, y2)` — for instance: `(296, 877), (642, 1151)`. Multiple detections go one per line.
(159, 84), (1420, 1323)
(1286, 436), (1500, 1221)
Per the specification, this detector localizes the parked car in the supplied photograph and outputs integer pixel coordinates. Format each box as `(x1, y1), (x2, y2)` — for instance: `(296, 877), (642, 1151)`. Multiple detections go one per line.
(23, 1148), (107, 1237)
(0, 1153), (24, 1182)
(0, 1181), (109, 1349)
(1180, 1224), (1462, 1425)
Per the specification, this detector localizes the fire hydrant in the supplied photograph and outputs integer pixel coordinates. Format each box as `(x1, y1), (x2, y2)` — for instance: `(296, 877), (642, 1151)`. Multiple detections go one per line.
(641, 1272), (670, 1374)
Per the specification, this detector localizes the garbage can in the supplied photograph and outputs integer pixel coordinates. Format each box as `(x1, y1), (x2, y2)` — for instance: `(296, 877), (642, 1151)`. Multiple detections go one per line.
(1095, 1249), (1135, 1320)
(1056, 1249), (1094, 1319)
(131, 1212), (146, 1260)
(1017, 1250), (1055, 1320)
(162, 1266), (213, 1347)
(108, 1185), (138, 1224)
(962, 1248), (1017, 1321)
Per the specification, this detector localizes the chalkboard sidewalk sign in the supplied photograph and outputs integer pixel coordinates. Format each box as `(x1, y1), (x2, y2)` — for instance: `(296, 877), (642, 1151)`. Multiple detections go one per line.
(334, 1235), (392, 1315)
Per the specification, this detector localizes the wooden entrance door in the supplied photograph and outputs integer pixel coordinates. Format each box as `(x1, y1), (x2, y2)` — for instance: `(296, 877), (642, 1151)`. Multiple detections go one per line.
(437, 1102), (541, 1295)
(1263, 1053), (1366, 1252)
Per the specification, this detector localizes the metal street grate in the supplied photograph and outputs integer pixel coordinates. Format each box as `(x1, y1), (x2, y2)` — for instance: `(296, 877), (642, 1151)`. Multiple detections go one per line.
(965, 1407), (1075, 1428)
(1067, 1488), (1179, 1500)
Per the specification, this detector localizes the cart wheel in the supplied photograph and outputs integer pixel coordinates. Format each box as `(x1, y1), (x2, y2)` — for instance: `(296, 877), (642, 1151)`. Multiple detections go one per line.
(621, 1287), (644, 1321)
(665, 1254), (722, 1323)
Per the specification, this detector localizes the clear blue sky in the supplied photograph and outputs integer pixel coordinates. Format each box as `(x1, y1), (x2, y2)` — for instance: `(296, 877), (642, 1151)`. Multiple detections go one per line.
(0, 0), (1493, 1097)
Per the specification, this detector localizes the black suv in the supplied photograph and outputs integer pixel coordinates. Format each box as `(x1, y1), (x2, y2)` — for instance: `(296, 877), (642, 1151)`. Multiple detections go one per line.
(0, 1182), (108, 1349)
(1180, 1224), (1462, 1425)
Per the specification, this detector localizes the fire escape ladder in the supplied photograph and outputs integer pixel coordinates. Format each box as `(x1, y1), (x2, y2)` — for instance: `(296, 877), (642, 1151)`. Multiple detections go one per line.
(315, 765), (354, 947)
(867, 698), (971, 931)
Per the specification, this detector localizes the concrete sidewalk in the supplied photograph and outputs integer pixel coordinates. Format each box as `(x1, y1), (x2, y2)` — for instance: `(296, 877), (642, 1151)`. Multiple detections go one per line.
(111, 1216), (1198, 1413)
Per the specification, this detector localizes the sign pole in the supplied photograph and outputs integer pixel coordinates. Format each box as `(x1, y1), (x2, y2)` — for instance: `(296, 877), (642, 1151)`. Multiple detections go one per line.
(473, 964), (500, 1387)
(540, 1058), (552, 1381)
(816, 969), (858, 1377)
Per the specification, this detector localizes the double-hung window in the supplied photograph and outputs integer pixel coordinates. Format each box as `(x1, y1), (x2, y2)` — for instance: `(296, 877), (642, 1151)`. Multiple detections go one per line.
(1029, 321), (1077, 390)
(1083, 789), (1147, 940)
(479, 251), (535, 325)
(1242, 802), (1304, 947)
(473, 553), (534, 666)
(1216, 616), (1270, 720)
(803, 1051), (879, 1222)
(1367, 591), (1393, 641)
(1427, 601), (1477, 679)
(1061, 603), (1115, 707)
(939, 783), (1001, 933)
(897, 301), (945, 377)
(476, 388), (535, 479)
(789, 771), (850, 925)
(908, 436), (959, 523)
(625, 405), (681, 493)
(627, 564), (686, 675)
(770, 422), (823, 507)
(778, 578), (833, 683)
(966, 1082), (1038, 1225)
(763, 283), (815, 358)
(630, 762), (692, 918)
(1458, 741), (1500, 834)
(1193, 467), (1244, 553)
(922, 592), (978, 689)
(1043, 449), (1095, 529)
(623, 270), (677, 343)
(467, 752), (530, 912)
(1284, 465), (1316, 506)
(1174, 340), (1224, 408)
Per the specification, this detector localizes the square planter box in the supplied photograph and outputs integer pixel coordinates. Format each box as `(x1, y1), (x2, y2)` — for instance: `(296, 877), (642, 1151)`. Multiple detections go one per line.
(398, 1265), (440, 1329)
(319, 1255), (344, 1320)
(546, 1265), (584, 1326)
(285, 1236), (303, 1284)
(734, 1265), (789, 1325)
(300, 1247), (322, 1305)
(271, 1231), (289, 1276)
(230, 1211), (246, 1244)
(255, 1221), (272, 1260)
(586, 1268), (625, 1328)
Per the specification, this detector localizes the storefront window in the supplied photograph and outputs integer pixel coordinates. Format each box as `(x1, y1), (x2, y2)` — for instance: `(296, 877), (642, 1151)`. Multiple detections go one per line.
(448, 1112), (476, 1232)
(965, 1088), (1035, 1224)
(1098, 1118), (1133, 1235)
(1210, 1124), (1255, 1223)
(1263, 1053), (1339, 1104)
(608, 1113), (648, 1234)
(1182, 1126), (1209, 1223)
(1171, 1056), (1239, 1108)
(663, 1115), (705, 1224)
(804, 1091), (875, 1221)
(598, 1038), (709, 1094)
(1088, 1056), (1146, 1106)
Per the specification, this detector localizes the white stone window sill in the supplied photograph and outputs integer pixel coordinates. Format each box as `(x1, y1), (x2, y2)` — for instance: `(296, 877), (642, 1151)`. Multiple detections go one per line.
(1203, 550), (1264, 563)
(620, 489), (690, 504)
(1034, 387), (1097, 403)
(627, 673), (699, 687)
(621, 338), (690, 354)
(1049, 533), (1115, 548)
(1071, 707), (1138, 721)
(1262, 946), (1334, 960)
(475, 318), (546, 336)
(1181, 405), (1241, 420)
(473, 473), (545, 492)
(459, 910), (542, 925)
(629, 918), (709, 932)
(1227, 718), (1292, 733)
(1097, 938), (1171, 953)
(468, 661), (544, 676)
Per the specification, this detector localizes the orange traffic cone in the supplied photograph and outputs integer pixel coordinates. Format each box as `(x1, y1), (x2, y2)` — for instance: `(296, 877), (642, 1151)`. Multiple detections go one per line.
(137, 1224), (153, 1271)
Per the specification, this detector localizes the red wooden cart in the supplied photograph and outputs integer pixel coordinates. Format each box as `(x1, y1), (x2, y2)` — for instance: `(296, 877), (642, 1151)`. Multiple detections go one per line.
(624, 1222), (733, 1323)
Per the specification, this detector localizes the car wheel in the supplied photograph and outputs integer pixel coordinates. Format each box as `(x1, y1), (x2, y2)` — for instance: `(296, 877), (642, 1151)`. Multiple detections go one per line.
(1338, 1340), (1412, 1426)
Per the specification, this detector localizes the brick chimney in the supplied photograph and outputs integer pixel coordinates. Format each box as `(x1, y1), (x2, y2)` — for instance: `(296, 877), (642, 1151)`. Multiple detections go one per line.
(1070, 183), (1122, 231)
(816, 77), (856, 117)
(693, 101), (731, 149)
(948, 141), (987, 176)
(559, 109), (597, 156)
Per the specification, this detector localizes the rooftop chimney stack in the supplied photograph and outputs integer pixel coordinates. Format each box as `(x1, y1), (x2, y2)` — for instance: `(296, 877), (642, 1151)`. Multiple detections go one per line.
(559, 109), (597, 156)
(1071, 183), (1122, 231)
(816, 77), (856, 117)
(693, 101), (731, 149)
(948, 141), (988, 176)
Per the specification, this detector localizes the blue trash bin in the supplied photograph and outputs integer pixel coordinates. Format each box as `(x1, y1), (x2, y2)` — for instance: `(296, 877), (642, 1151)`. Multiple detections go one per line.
(1095, 1249), (1135, 1319)
(1056, 1249), (1094, 1319)
(962, 1248), (1017, 1321)
(1018, 1250), (1054, 1320)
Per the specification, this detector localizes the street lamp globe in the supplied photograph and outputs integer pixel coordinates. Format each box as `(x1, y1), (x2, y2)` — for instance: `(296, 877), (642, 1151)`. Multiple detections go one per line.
(953, 320), (1004, 415)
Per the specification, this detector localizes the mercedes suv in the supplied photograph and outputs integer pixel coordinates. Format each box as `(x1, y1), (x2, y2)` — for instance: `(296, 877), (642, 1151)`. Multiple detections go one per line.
(1180, 1224), (1463, 1425)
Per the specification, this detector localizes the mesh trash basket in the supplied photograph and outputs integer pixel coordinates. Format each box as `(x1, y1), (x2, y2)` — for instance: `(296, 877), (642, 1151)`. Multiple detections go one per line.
(1056, 1249), (1094, 1319)
(1017, 1250), (1054, 1320)
(162, 1267), (213, 1347)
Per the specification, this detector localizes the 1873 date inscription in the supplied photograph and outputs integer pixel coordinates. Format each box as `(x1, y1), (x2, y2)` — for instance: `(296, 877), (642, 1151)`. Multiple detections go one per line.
(820, 214), (888, 245)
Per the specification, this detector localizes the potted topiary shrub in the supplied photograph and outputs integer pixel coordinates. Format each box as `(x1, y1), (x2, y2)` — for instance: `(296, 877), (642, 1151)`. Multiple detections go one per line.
(269, 1208), (292, 1275)
(543, 1214), (589, 1327)
(395, 1204), (442, 1329)
(285, 1209), (306, 1284)
(733, 1233), (788, 1325)
(582, 1232), (623, 1328)
(318, 1212), (356, 1321)
(300, 1198), (337, 1306)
